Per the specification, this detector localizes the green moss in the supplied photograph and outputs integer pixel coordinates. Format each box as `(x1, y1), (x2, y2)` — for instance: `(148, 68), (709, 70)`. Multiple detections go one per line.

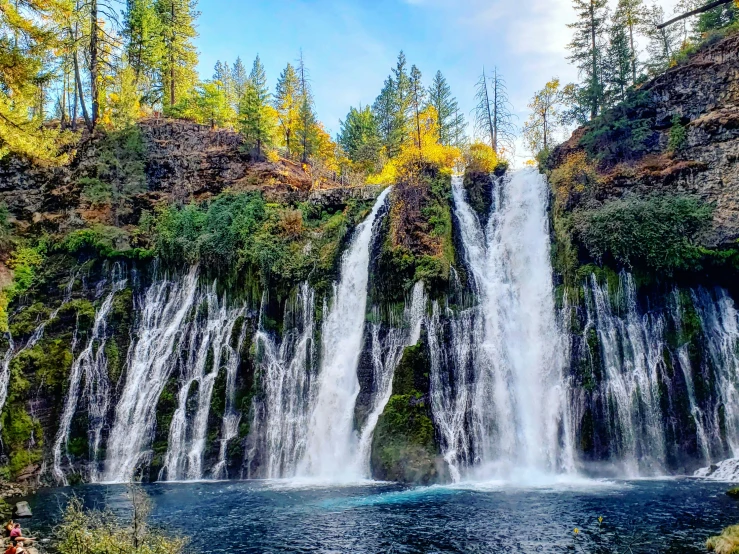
(728, 487), (739, 499)
(370, 394), (441, 485)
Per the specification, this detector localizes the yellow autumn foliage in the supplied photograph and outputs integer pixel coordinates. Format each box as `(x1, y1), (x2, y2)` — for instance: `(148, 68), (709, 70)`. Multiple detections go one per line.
(463, 142), (499, 174)
(367, 106), (461, 184)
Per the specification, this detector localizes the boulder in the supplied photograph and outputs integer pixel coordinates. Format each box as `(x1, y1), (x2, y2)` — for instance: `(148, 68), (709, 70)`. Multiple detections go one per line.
(14, 502), (31, 518)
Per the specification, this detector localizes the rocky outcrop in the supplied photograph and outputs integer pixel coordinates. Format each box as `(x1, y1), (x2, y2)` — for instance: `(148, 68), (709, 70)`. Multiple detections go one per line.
(0, 118), (380, 234)
(551, 32), (739, 248)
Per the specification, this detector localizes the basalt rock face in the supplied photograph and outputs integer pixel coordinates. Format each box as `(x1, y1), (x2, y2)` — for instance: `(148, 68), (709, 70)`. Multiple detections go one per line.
(0, 118), (379, 234)
(551, 32), (739, 248)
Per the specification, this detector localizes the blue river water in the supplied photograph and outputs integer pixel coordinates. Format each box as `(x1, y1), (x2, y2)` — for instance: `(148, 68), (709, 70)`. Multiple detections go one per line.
(20, 478), (739, 553)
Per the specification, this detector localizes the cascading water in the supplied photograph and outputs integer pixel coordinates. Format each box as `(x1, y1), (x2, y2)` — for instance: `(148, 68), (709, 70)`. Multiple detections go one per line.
(297, 188), (391, 480)
(52, 268), (127, 484)
(584, 273), (668, 475)
(160, 285), (245, 481)
(692, 287), (739, 457)
(355, 281), (427, 475)
(250, 284), (317, 479)
(102, 268), (199, 483)
(443, 169), (573, 481)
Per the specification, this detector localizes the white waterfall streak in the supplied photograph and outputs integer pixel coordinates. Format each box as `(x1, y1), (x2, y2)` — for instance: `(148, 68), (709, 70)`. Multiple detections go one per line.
(212, 317), (249, 480)
(355, 281), (427, 476)
(161, 285), (245, 481)
(253, 284), (317, 478)
(52, 272), (127, 484)
(446, 169), (572, 480)
(671, 290), (711, 463)
(102, 268), (199, 483)
(586, 273), (667, 475)
(692, 287), (739, 457)
(298, 187), (391, 480)
(428, 302), (475, 482)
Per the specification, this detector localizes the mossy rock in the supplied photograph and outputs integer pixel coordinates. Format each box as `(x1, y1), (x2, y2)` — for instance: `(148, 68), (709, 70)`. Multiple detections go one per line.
(462, 170), (495, 221)
(370, 394), (445, 485)
(728, 487), (739, 499)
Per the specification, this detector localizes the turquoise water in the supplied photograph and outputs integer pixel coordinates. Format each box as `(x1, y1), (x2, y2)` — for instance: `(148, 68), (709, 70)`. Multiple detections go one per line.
(21, 478), (739, 553)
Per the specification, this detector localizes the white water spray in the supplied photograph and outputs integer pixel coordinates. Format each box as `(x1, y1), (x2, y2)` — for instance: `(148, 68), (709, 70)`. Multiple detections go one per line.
(442, 169), (572, 481)
(102, 268), (199, 483)
(297, 187), (391, 480)
(52, 269), (127, 484)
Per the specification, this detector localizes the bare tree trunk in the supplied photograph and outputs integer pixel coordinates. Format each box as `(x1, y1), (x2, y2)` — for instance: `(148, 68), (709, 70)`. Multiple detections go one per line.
(170, 1), (176, 108)
(90, 0), (99, 127)
(629, 22), (637, 83)
(69, 24), (91, 131)
(590, 0), (599, 119)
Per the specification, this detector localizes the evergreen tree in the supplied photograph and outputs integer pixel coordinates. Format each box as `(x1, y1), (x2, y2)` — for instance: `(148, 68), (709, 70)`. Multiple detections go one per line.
(408, 64), (425, 152)
(123, 0), (164, 106)
(603, 21), (632, 105)
(338, 105), (381, 173)
(296, 52), (317, 163)
(274, 62), (300, 156)
(372, 77), (396, 156)
(567, 0), (610, 120)
(613, 0), (648, 84)
(0, 0), (65, 161)
(155, 0), (199, 110)
(696, 0), (737, 32)
(390, 51), (411, 153)
(642, 5), (681, 73)
(232, 56), (248, 104)
(427, 70), (462, 146)
(238, 54), (272, 157)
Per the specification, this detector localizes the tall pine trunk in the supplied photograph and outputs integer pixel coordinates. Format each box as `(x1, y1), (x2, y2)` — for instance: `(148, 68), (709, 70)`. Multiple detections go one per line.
(590, 0), (598, 120)
(170, 1), (176, 108)
(90, 0), (99, 128)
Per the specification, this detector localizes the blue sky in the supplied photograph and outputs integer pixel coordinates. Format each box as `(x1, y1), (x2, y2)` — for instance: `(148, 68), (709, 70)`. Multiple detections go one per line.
(195, 0), (679, 160)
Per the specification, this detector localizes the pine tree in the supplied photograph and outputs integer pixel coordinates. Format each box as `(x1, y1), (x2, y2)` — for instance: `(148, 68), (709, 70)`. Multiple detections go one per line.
(338, 105), (381, 173)
(427, 70), (462, 146)
(372, 77), (396, 156)
(296, 52), (317, 163)
(0, 0), (66, 161)
(613, 0), (648, 84)
(155, 0), (199, 111)
(603, 21), (632, 105)
(232, 57), (248, 105)
(238, 54), (272, 157)
(123, 0), (164, 106)
(274, 63), (300, 156)
(642, 5), (681, 73)
(567, 0), (610, 120)
(390, 51), (411, 154)
(408, 65), (425, 152)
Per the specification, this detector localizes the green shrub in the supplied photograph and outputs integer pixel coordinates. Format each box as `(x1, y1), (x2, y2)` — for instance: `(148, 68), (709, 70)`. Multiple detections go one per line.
(579, 90), (655, 166)
(668, 114), (688, 152)
(574, 194), (713, 274)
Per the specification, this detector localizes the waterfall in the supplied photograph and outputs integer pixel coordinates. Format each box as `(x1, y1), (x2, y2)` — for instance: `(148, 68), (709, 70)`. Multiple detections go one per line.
(160, 285), (246, 481)
(585, 273), (668, 475)
(52, 269), (127, 484)
(297, 187), (391, 480)
(212, 317), (249, 480)
(355, 281), (427, 476)
(670, 290), (711, 463)
(445, 169), (572, 480)
(691, 287), (739, 457)
(102, 268), (199, 483)
(251, 283), (317, 479)
(428, 302), (475, 482)
(0, 272), (77, 420)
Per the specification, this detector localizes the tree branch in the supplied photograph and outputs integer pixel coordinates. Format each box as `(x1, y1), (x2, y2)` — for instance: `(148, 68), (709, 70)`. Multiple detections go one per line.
(657, 0), (733, 28)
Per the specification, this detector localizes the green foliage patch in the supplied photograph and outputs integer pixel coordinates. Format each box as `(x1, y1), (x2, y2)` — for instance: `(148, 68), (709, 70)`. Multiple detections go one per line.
(573, 194), (713, 275)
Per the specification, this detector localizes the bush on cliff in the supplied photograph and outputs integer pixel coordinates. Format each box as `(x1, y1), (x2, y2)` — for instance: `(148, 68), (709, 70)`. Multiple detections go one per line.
(573, 194), (713, 275)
